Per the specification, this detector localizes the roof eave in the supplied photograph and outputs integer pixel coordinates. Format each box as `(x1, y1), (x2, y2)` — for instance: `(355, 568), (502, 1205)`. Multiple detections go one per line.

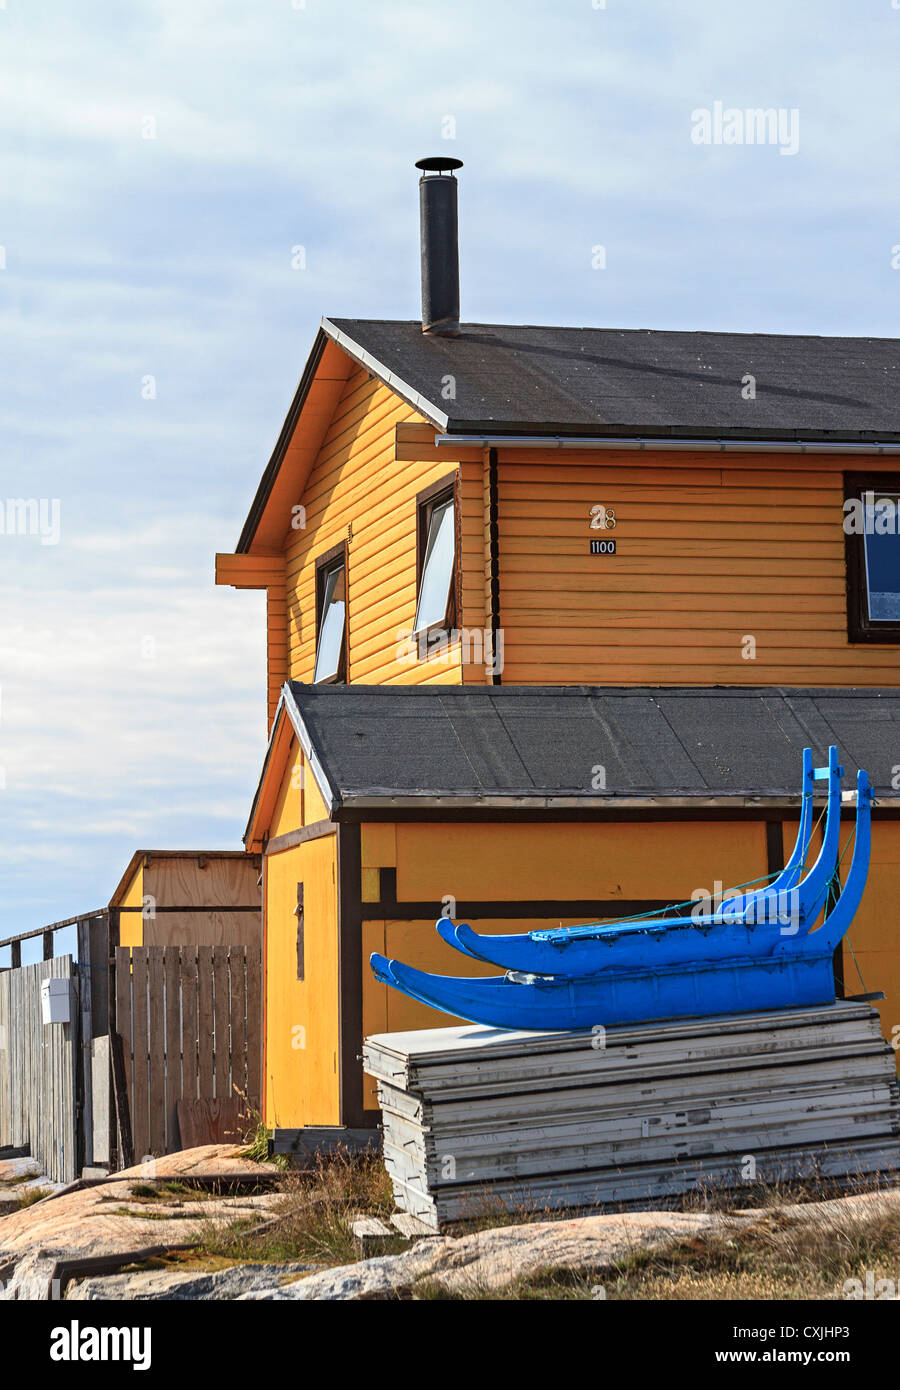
(243, 683), (340, 848)
(435, 430), (900, 452)
(334, 791), (900, 812)
(236, 328), (329, 555)
(321, 317), (449, 431)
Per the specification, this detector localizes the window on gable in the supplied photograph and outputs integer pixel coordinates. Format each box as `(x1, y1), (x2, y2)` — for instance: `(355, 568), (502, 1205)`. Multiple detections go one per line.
(314, 544), (348, 683)
(844, 474), (900, 643)
(414, 477), (457, 637)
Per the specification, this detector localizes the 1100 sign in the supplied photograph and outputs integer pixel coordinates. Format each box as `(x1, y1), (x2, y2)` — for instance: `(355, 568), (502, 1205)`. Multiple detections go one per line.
(590, 539), (616, 555)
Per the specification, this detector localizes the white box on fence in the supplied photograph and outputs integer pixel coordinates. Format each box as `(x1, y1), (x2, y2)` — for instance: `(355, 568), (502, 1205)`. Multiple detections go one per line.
(40, 977), (70, 1025)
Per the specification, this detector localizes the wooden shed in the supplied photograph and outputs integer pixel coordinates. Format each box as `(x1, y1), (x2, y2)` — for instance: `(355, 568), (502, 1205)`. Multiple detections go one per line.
(110, 850), (261, 950)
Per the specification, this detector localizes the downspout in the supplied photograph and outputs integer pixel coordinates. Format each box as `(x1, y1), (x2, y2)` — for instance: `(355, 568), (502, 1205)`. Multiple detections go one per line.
(488, 446), (501, 685)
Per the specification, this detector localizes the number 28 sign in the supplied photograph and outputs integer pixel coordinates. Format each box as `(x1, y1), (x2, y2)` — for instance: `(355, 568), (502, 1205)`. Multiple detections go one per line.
(590, 505), (616, 531)
(589, 504), (617, 555)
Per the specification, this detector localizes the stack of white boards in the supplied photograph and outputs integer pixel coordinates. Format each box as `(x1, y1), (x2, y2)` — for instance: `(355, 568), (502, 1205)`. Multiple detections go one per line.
(363, 1001), (900, 1230)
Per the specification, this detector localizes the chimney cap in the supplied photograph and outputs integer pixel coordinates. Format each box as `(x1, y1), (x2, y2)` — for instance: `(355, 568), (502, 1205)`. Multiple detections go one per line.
(416, 156), (464, 175)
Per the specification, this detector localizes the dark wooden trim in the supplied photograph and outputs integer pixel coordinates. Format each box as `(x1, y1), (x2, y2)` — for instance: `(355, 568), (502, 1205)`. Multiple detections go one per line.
(415, 470), (459, 518)
(414, 471), (458, 643)
(488, 446), (501, 685)
(107, 907), (120, 1172)
(271, 1125), (380, 1156)
(110, 1030), (134, 1172)
(116, 904), (261, 913)
(315, 539), (348, 570)
(0, 909), (106, 951)
(337, 823), (365, 1130)
(833, 941), (846, 999)
(335, 803), (900, 825)
(765, 820), (784, 876)
(844, 471), (900, 644)
(264, 819), (336, 856)
(314, 540), (349, 683)
(365, 895), (677, 921)
(295, 883), (305, 981)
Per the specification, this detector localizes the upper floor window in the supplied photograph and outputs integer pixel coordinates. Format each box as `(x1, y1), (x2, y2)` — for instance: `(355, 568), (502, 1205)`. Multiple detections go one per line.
(414, 476), (457, 637)
(314, 543), (348, 682)
(844, 474), (900, 643)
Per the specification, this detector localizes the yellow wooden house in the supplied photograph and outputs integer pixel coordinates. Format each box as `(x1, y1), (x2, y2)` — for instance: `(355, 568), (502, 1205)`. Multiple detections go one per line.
(217, 159), (900, 1147)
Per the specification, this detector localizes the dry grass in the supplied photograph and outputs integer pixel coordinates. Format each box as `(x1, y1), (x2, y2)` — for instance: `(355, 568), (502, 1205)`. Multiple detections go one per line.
(128, 1149), (900, 1299)
(124, 1181), (212, 1203)
(13, 1185), (53, 1210)
(415, 1191), (900, 1300)
(194, 1149), (403, 1267)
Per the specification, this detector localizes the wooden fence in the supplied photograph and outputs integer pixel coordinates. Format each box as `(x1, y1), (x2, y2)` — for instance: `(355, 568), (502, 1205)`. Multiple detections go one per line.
(114, 945), (261, 1160)
(0, 956), (79, 1183)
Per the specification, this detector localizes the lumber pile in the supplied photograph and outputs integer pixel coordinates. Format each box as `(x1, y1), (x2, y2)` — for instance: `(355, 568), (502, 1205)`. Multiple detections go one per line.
(363, 1001), (900, 1230)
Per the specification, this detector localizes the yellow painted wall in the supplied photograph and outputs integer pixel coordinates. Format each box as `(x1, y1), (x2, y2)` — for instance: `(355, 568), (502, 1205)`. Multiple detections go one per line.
(269, 740), (302, 840)
(117, 861), (145, 949)
(776, 817), (900, 1072)
(305, 766), (331, 824)
(359, 816), (771, 1109)
(464, 451), (900, 686)
(392, 819), (767, 905)
(258, 810), (900, 1118)
(263, 834), (340, 1129)
(268, 740), (333, 840)
(284, 370), (464, 686)
(837, 821), (900, 1060)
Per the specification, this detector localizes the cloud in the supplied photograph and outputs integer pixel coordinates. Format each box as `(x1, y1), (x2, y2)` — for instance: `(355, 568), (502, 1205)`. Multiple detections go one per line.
(2, 0), (899, 930)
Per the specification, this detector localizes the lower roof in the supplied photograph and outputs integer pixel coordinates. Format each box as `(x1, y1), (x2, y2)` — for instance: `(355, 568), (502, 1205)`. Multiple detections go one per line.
(279, 683), (900, 810)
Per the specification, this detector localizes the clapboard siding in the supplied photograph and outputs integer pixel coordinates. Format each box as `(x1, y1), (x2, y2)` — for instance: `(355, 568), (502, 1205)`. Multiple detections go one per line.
(266, 568), (289, 728)
(230, 382), (900, 711)
(488, 454), (900, 686)
(283, 370), (464, 686)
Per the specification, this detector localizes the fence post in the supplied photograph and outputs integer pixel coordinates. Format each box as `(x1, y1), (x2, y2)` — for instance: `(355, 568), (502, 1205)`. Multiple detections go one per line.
(76, 918), (94, 1173)
(107, 908), (120, 1171)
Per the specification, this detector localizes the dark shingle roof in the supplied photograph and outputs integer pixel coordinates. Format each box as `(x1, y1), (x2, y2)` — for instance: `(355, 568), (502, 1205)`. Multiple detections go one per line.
(283, 683), (900, 805)
(324, 318), (900, 441)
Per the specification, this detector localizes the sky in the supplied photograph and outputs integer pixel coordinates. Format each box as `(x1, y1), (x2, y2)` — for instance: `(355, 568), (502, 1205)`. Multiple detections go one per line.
(1, 0), (899, 957)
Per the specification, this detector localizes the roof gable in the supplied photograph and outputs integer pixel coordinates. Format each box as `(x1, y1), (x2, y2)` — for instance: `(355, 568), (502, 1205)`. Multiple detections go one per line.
(237, 331), (356, 554)
(244, 686), (337, 848)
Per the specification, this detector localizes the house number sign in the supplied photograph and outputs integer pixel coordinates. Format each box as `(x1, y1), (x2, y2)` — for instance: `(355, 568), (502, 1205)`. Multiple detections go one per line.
(589, 504), (617, 554)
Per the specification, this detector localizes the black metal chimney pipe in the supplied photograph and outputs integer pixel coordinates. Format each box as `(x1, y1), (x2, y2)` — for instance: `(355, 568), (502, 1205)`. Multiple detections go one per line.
(416, 156), (463, 335)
